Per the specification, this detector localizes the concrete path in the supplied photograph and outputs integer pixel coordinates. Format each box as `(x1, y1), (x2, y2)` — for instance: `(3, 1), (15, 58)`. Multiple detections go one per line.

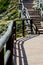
(13, 35), (43, 65)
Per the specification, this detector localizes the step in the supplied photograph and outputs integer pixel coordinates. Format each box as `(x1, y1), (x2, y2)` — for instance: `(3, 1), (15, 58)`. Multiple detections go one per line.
(38, 29), (43, 34)
(38, 28), (43, 30)
(31, 17), (41, 19)
(28, 11), (39, 15)
(30, 17), (41, 20)
(28, 10), (39, 12)
(35, 23), (41, 25)
(38, 27), (43, 29)
(35, 25), (41, 27)
(24, 3), (34, 9)
(28, 9), (34, 11)
(36, 25), (41, 27)
(30, 15), (40, 18)
(34, 21), (41, 23)
(34, 22), (41, 25)
(39, 32), (43, 34)
(33, 21), (41, 23)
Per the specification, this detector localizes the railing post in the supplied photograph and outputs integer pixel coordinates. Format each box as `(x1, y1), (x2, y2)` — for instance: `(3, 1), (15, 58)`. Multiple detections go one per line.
(30, 19), (33, 34)
(6, 35), (13, 65)
(13, 20), (16, 65)
(13, 20), (16, 40)
(6, 30), (13, 65)
(0, 49), (4, 65)
(22, 19), (25, 37)
(36, 27), (37, 34)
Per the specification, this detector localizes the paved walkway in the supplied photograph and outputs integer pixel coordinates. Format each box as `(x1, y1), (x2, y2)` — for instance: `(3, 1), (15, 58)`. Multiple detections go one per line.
(13, 35), (43, 65)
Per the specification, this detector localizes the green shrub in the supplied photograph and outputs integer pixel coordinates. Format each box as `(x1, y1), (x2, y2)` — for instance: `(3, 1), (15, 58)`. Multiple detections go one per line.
(42, 8), (43, 10)
(0, 0), (11, 13)
(40, 4), (42, 8)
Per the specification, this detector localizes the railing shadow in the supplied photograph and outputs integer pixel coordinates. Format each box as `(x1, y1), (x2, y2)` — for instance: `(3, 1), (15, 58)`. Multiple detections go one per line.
(13, 35), (39, 65)
(21, 41), (28, 65)
(16, 34), (39, 42)
(13, 42), (17, 65)
(13, 40), (28, 65)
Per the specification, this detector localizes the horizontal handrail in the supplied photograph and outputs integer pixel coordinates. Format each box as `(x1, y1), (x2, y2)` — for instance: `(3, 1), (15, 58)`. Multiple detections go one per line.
(14, 18), (32, 21)
(0, 18), (31, 52)
(0, 21), (13, 52)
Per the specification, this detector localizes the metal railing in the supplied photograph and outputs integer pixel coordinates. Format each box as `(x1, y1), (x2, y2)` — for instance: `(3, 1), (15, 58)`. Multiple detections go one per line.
(0, 18), (39, 65)
(0, 21), (14, 65)
(13, 18), (39, 36)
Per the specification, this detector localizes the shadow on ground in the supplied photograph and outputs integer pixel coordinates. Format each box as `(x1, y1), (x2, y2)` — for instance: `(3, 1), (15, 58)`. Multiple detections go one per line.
(13, 35), (39, 65)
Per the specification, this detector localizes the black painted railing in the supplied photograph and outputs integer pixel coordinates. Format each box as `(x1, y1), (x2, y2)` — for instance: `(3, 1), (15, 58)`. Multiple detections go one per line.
(0, 22), (14, 65)
(0, 18), (39, 65)
(13, 18), (39, 38)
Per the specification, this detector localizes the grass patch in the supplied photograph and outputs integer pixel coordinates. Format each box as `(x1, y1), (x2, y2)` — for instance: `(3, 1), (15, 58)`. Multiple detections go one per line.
(0, 21), (10, 38)
(4, 49), (6, 55)
(16, 20), (29, 38)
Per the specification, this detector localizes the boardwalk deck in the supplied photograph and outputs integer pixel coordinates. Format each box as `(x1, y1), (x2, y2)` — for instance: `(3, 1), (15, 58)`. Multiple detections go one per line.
(13, 35), (43, 65)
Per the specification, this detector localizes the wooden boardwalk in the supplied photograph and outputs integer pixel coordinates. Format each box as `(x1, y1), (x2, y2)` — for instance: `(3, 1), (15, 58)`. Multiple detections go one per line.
(13, 35), (43, 65)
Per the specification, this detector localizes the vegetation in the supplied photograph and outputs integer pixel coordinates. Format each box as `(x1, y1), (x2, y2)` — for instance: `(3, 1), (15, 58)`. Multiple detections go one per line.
(16, 21), (28, 38)
(16, 21), (22, 37)
(0, 0), (19, 36)
(0, 0), (19, 14)
(0, 21), (10, 38)
(0, 0), (11, 14)
(0, 0), (26, 38)
(4, 8), (18, 20)
(40, 4), (43, 10)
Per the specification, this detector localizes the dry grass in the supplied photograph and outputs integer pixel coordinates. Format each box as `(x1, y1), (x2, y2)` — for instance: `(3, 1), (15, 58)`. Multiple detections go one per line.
(0, 21), (10, 25)
(0, 0), (3, 2)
